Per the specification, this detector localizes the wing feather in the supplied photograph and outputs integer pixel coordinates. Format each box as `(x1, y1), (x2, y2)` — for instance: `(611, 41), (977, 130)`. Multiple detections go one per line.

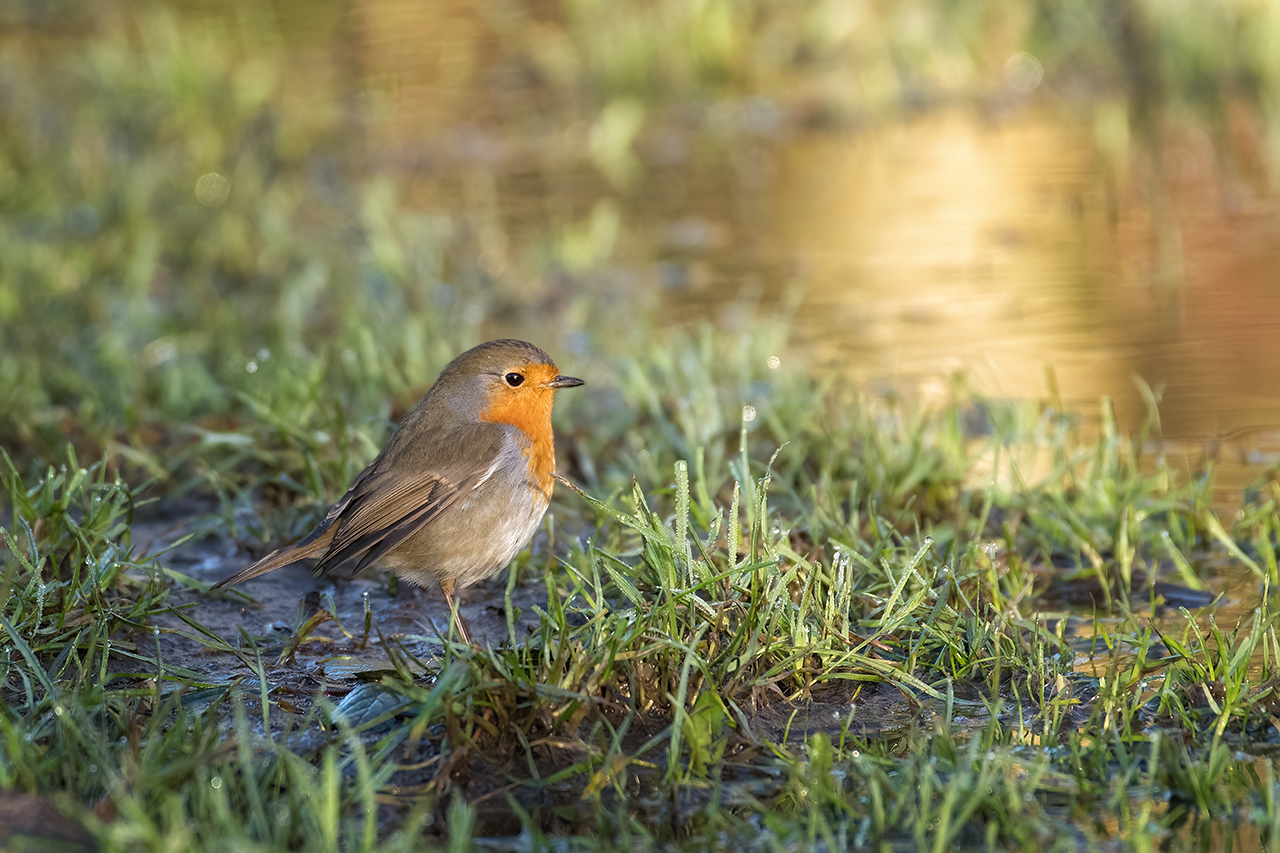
(212, 418), (507, 589)
(311, 456), (499, 577)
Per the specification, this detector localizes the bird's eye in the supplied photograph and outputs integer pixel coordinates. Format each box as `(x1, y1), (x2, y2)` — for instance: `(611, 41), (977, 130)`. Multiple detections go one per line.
(504, 372), (525, 387)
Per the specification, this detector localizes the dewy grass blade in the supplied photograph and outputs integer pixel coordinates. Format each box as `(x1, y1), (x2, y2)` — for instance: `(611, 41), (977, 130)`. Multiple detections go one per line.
(1, 613), (57, 699)
(675, 459), (691, 584)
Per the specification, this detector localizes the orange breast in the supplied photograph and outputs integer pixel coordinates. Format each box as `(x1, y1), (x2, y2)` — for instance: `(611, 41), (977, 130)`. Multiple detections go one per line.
(477, 363), (559, 495)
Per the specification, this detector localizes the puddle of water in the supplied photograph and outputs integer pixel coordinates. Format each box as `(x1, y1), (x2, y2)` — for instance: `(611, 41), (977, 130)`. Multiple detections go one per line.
(1049, 558), (1271, 678)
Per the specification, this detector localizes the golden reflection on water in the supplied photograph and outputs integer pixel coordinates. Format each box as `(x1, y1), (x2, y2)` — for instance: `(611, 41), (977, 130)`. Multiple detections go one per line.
(721, 110), (1280, 498)
(339, 2), (1280, 493)
(752, 113), (1125, 401)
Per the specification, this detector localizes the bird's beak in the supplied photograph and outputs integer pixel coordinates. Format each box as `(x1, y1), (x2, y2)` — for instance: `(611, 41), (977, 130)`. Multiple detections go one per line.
(543, 375), (585, 389)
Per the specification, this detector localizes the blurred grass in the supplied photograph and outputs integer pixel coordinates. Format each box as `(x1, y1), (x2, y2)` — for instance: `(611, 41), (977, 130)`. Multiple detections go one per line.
(5, 406), (1280, 849)
(4, 1), (1280, 851)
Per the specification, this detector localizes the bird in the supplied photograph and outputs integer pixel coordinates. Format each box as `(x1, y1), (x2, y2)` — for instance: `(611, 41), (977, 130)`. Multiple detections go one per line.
(211, 339), (584, 644)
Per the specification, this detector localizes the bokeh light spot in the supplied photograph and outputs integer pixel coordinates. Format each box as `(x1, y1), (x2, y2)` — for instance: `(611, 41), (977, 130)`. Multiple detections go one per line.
(195, 173), (230, 206)
(1004, 52), (1043, 93)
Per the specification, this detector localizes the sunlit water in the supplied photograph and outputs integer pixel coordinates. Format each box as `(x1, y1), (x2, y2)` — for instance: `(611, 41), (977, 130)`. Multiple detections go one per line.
(341, 1), (1280, 500)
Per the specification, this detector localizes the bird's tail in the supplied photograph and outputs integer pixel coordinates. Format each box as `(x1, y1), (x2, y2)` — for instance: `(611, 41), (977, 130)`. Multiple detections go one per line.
(210, 524), (337, 590)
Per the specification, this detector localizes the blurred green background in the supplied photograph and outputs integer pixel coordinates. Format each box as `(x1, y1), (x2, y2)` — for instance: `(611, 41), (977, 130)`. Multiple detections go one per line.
(4, 0), (1280, 491)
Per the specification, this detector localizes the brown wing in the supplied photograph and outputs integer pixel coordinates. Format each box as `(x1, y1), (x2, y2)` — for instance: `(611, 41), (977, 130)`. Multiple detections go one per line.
(212, 419), (506, 589)
(309, 460), (493, 577)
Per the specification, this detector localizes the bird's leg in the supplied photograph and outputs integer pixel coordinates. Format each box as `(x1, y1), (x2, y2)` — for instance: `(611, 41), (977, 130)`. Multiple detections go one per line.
(439, 577), (473, 645)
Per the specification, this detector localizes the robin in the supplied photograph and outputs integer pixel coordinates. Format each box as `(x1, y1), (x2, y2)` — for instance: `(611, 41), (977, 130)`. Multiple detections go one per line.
(211, 339), (584, 644)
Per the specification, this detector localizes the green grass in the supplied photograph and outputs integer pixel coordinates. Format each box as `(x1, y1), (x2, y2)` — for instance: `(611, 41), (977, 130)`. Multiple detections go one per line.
(6, 351), (1280, 850)
(5, 2), (1280, 851)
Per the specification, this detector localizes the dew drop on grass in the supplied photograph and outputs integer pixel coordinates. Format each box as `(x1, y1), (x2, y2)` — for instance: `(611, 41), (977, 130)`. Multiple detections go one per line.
(742, 405), (756, 422)
(195, 173), (230, 206)
(54, 706), (64, 716)
(257, 348), (271, 362)
(767, 356), (780, 370)
(211, 776), (223, 790)
(246, 360), (258, 374)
